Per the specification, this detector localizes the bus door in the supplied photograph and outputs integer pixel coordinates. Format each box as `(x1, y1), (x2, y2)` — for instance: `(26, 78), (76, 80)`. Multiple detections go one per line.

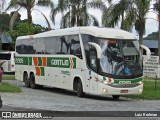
(86, 49), (98, 95)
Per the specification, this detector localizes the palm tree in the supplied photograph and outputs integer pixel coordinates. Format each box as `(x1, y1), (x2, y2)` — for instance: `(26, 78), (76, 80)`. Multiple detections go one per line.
(6, 0), (53, 29)
(51, 0), (106, 28)
(154, 0), (160, 62)
(102, 0), (150, 45)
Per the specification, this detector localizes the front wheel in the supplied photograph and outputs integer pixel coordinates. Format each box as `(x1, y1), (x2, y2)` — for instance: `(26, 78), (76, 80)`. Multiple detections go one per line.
(77, 80), (84, 97)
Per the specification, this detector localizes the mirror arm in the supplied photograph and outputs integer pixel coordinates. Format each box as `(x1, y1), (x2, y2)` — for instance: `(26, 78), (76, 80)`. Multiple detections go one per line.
(88, 42), (102, 58)
(140, 45), (151, 59)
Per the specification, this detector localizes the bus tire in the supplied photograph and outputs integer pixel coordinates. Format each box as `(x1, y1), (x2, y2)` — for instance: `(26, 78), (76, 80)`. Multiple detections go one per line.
(23, 73), (30, 88)
(30, 73), (37, 89)
(77, 80), (84, 97)
(112, 95), (120, 99)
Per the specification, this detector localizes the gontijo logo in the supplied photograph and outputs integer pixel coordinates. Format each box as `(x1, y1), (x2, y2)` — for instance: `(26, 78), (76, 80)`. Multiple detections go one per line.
(51, 59), (69, 66)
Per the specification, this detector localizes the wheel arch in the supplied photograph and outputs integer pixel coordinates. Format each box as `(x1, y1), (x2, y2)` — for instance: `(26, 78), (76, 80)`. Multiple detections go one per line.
(23, 71), (28, 82)
(73, 76), (84, 91)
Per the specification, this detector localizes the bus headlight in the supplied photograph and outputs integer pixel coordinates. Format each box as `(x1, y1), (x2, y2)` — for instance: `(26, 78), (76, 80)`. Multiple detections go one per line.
(103, 88), (108, 93)
(104, 81), (108, 85)
(138, 81), (143, 85)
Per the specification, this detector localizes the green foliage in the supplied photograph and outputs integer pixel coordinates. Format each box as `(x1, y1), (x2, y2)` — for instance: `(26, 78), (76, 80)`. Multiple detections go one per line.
(0, 14), (11, 32)
(8, 22), (42, 42)
(144, 31), (158, 40)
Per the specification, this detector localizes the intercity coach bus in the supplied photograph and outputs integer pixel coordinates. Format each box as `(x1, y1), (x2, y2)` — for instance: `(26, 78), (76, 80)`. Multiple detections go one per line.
(15, 27), (150, 99)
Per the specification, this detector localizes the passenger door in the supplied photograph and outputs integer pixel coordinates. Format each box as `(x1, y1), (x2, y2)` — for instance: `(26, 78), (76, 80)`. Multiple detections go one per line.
(87, 49), (98, 95)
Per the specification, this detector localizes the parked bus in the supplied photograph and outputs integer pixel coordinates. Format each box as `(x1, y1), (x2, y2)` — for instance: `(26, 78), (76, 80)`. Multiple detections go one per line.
(0, 51), (15, 73)
(15, 27), (150, 99)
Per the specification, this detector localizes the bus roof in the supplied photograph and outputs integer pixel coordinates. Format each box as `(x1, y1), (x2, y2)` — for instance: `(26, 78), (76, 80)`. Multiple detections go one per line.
(17, 26), (136, 40)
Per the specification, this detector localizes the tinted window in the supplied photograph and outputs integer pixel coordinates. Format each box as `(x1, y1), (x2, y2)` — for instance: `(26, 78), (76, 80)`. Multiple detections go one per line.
(16, 40), (22, 54)
(45, 37), (57, 54)
(21, 39), (30, 54)
(0, 54), (11, 60)
(56, 35), (82, 58)
(56, 36), (69, 54)
(69, 35), (82, 58)
(36, 38), (45, 54)
(21, 39), (36, 54)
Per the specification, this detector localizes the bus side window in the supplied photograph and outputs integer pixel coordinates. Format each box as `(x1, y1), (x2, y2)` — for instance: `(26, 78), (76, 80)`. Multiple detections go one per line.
(36, 38), (45, 54)
(56, 36), (67, 54)
(69, 35), (82, 59)
(16, 40), (22, 54)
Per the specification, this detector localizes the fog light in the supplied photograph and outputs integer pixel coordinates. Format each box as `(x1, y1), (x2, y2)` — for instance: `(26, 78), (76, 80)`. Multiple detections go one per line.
(139, 89), (142, 93)
(103, 88), (108, 93)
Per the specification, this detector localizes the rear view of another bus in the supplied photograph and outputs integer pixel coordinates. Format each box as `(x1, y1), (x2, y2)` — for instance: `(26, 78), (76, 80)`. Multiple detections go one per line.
(0, 51), (15, 73)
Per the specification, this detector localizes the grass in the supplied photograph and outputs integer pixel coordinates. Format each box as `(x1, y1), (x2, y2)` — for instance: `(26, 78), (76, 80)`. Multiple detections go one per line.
(126, 78), (160, 100)
(2, 75), (15, 80)
(0, 82), (21, 93)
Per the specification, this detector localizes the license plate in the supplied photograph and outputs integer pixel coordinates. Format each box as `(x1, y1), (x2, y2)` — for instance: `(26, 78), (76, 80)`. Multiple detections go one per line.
(120, 90), (128, 93)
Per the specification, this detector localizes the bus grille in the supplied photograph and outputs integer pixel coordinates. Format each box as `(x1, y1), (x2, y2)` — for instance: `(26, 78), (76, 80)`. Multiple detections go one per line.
(108, 83), (140, 88)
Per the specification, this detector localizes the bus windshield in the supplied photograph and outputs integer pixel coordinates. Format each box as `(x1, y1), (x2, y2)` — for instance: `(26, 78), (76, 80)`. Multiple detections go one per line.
(97, 38), (142, 77)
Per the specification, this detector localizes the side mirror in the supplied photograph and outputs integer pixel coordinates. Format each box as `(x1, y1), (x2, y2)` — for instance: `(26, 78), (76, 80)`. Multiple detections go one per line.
(88, 42), (102, 58)
(140, 45), (151, 59)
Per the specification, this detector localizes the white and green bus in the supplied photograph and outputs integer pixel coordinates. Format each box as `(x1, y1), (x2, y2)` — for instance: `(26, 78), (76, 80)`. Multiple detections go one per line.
(15, 27), (150, 99)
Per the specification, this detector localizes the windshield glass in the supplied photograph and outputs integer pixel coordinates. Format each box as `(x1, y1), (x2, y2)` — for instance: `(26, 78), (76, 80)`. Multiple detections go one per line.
(98, 38), (142, 77)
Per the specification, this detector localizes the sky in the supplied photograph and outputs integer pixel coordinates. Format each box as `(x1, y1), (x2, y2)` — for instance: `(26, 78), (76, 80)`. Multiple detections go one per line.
(4, 0), (158, 38)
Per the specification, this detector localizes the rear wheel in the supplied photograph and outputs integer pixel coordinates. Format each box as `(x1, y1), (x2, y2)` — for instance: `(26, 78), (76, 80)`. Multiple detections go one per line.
(30, 73), (37, 89)
(77, 80), (84, 97)
(23, 73), (30, 88)
(112, 95), (120, 99)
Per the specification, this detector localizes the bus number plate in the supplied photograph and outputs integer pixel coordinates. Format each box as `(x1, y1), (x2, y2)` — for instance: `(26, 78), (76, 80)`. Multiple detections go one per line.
(120, 90), (128, 93)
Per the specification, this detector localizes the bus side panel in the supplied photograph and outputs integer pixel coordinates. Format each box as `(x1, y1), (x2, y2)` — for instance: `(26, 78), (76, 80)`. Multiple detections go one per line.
(59, 68), (70, 89)
(15, 64), (22, 81)
(45, 67), (60, 88)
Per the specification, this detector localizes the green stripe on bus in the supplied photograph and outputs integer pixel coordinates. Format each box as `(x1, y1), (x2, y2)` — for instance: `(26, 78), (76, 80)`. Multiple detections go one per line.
(15, 56), (77, 68)
(15, 57), (28, 65)
(38, 57), (42, 66)
(114, 77), (143, 84)
(40, 67), (45, 76)
(72, 58), (76, 68)
(28, 57), (32, 65)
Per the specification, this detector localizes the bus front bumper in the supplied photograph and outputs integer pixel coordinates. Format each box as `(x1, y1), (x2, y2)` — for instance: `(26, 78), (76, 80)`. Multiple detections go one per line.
(98, 83), (143, 96)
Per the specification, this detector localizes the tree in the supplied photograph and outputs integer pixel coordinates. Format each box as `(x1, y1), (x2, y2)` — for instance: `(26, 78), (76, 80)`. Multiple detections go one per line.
(154, 0), (160, 63)
(8, 22), (42, 42)
(51, 0), (106, 28)
(0, 13), (10, 32)
(102, 0), (150, 45)
(6, 0), (53, 28)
